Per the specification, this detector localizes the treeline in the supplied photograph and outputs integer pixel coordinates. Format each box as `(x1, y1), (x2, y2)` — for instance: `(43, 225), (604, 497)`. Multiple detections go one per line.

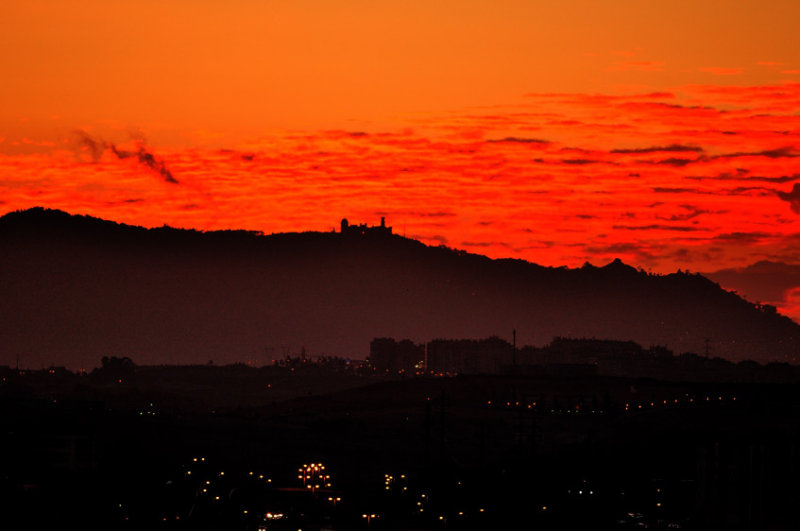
(369, 336), (800, 383)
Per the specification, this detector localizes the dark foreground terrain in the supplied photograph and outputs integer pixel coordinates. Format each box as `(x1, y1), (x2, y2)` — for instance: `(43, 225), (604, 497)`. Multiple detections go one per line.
(2, 361), (799, 530)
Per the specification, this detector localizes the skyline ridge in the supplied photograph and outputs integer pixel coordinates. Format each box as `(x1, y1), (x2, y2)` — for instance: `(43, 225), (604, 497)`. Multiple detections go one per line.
(2, 206), (798, 370)
(3, 205), (794, 319)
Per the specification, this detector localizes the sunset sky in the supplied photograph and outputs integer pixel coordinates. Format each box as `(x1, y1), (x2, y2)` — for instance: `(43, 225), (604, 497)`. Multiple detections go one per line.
(3, 1), (800, 316)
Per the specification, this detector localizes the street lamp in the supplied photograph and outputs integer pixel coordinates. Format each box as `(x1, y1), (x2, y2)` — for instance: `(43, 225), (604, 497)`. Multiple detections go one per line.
(298, 463), (330, 489)
(327, 496), (341, 508)
(362, 513), (379, 527)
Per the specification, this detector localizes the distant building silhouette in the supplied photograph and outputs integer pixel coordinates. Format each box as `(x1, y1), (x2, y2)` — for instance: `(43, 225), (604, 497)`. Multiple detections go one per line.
(427, 337), (512, 374)
(370, 337), (423, 373)
(340, 217), (392, 236)
(370, 336), (514, 375)
(368, 335), (797, 382)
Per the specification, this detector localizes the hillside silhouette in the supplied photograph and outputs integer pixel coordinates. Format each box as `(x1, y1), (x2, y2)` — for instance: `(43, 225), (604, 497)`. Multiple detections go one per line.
(705, 260), (800, 316)
(1, 207), (798, 368)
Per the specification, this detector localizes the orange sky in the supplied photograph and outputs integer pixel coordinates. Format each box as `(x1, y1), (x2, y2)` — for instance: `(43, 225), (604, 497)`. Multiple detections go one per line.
(2, 1), (800, 315)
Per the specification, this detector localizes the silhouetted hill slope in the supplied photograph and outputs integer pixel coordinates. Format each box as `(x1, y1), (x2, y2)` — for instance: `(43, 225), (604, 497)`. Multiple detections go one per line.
(705, 260), (800, 308)
(1, 207), (798, 368)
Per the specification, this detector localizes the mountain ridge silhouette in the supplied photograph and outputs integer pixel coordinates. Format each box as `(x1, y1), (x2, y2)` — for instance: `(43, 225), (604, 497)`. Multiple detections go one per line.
(1, 207), (797, 368)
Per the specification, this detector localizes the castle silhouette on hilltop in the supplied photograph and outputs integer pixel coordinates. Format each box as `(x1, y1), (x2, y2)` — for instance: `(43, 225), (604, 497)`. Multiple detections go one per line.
(340, 217), (393, 236)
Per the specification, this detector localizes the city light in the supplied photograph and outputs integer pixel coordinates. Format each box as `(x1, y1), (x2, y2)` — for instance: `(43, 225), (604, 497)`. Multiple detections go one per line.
(298, 462), (331, 493)
(361, 513), (380, 527)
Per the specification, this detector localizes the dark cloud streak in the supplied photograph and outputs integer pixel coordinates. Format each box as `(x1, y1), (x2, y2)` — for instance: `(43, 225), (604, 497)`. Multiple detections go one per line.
(777, 183), (800, 214)
(715, 146), (800, 160)
(612, 224), (700, 232)
(611, 144), (703, 154)
(74, 130), (178, 184)
(486, 136), (551, 144)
